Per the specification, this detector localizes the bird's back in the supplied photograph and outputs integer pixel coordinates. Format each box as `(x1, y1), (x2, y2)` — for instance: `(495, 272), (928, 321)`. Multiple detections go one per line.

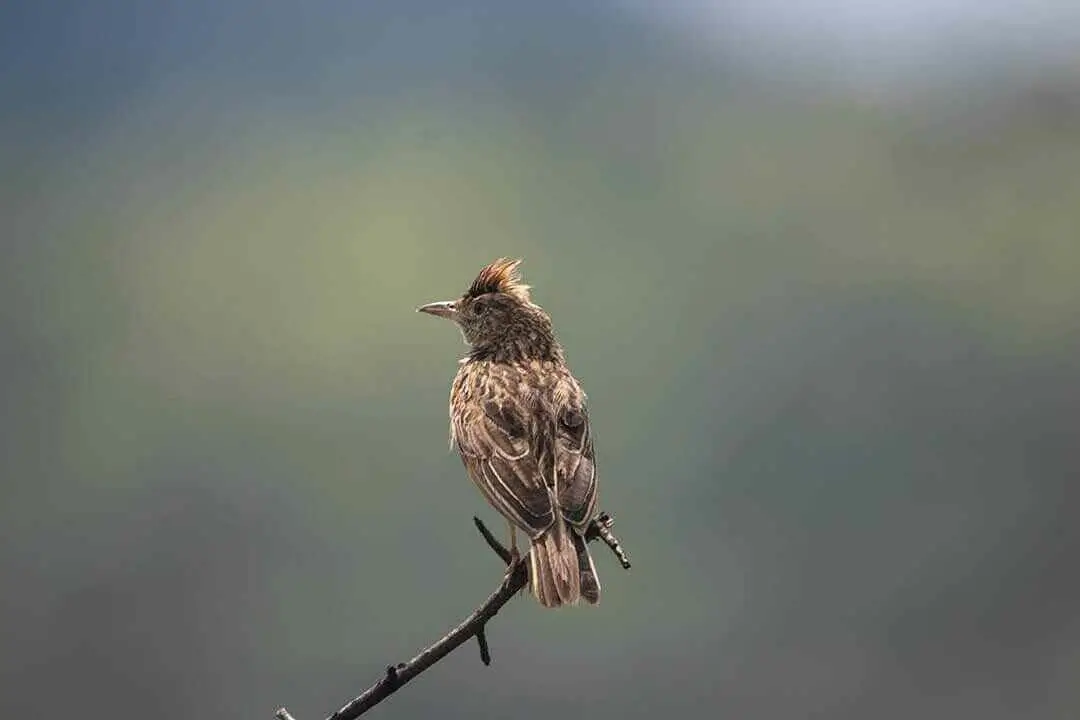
(450, 357), (597, 538)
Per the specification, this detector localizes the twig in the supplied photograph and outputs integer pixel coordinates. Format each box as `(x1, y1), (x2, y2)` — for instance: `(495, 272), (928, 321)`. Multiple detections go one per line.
(276, 512), (629, 720)
(475, 624), (492, 666)
(473, 515), (513, 564)
(589, 512), (632, 569)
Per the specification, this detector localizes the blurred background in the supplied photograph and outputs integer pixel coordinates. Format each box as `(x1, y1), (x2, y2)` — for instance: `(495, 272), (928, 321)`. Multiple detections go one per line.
(2, 2), (1079, 718)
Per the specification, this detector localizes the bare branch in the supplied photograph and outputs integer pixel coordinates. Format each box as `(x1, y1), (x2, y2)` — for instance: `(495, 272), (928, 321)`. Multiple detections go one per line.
(475, 624), (492, 666)
(275, 513), (629, 720)
(588, 512), (632, 569)
(473, 515), (513, 564)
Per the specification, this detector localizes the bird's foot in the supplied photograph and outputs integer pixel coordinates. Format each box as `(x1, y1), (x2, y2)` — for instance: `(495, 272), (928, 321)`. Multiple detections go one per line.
(503, 547), (522, 580)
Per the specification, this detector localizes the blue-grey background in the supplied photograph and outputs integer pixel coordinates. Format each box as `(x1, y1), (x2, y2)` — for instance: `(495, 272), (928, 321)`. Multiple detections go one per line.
(3, 2), (1079, 718)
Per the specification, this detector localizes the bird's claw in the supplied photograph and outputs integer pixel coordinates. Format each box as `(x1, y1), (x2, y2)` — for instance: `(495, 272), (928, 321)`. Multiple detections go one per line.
(503, 547), (522, 579)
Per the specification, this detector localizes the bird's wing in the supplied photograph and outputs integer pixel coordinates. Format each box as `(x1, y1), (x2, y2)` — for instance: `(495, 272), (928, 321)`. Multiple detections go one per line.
(553, 399), (598, 532)
(454, 396), (555, 539)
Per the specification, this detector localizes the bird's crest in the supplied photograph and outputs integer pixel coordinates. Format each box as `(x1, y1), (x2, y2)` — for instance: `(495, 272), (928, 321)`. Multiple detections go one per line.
(465, 258), (531, 302)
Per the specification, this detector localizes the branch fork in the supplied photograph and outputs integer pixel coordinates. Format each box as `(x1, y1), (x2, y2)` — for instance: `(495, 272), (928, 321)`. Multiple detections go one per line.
(276, 512), (630, 720)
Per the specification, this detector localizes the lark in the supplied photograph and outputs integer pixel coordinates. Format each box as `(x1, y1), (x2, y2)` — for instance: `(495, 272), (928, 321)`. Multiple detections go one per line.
(418, 258), (600, 607)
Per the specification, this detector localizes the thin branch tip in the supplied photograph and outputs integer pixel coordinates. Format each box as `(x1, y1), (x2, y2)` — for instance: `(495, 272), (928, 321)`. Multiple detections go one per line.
(590, 513), (631, 569)
(476, 625), (492, 665)
(473, 516), (513, 564)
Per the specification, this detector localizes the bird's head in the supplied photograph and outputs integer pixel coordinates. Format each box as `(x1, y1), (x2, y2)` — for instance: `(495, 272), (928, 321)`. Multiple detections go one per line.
(418, 258), (560, 360)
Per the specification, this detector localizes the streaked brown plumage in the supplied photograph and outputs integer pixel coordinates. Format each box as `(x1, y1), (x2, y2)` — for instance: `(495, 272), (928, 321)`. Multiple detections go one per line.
(418, 258), (600, 607)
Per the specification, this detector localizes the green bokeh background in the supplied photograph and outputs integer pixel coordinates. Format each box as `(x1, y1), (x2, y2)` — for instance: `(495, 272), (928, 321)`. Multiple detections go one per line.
(3, 3), (1079, 719)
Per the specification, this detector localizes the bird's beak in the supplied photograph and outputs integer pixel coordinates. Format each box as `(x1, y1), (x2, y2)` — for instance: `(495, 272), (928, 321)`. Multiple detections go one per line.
(416, 300), (458, 320)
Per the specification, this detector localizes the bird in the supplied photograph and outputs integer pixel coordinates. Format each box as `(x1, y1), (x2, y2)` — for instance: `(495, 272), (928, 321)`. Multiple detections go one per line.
(418, 258), (600, 607)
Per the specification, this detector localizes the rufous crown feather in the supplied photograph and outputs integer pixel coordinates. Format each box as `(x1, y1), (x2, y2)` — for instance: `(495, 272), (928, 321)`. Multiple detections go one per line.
(465, 258), (531, 302)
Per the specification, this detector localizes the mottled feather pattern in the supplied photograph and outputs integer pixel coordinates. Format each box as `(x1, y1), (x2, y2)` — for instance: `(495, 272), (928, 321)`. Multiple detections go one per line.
(451, 359), (596, 539)
(427, 258), (602, 607)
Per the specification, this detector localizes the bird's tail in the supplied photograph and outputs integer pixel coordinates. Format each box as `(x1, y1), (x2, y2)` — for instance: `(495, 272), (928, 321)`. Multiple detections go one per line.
(529, 519), (601, 608)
